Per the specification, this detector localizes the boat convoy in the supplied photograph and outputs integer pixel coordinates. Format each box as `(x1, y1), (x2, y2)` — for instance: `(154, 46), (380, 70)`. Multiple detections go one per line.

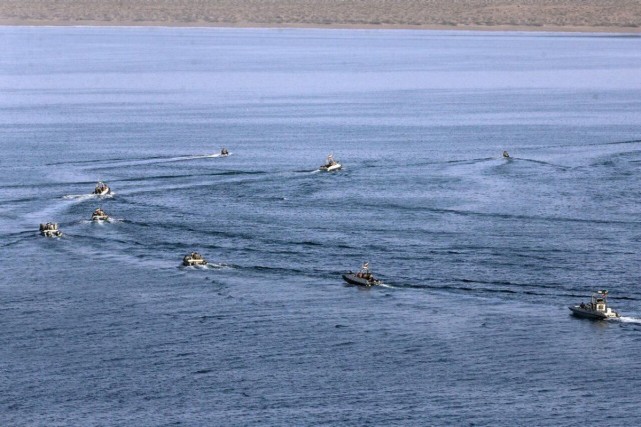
(37, 155), (630, 318)
(340, 267), (625, 321)
(569, 290), (620, 320)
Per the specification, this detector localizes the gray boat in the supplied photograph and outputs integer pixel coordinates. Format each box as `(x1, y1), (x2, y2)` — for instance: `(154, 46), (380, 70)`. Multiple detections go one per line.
(319, 154), (342, 172)
(91, 208), (109, 221)
(39, 222), (62, 237)
(342, 262), (381, 287)
(93, 181), (111, 195)
(569, 290), (620, 320)
(183, 252), (207, 267)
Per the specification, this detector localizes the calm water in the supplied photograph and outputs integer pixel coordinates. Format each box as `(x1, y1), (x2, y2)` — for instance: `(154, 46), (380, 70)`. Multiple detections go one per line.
(2, 27), (641, 425)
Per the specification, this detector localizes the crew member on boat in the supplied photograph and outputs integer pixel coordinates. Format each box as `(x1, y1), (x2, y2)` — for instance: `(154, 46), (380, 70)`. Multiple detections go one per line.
(325, 154), (337, 167)
(94, 181), (110, 194)
(356, 262), (373, 279)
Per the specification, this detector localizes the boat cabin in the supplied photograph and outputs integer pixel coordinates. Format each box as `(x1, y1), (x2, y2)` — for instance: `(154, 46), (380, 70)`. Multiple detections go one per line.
(591, 290), (609, 312)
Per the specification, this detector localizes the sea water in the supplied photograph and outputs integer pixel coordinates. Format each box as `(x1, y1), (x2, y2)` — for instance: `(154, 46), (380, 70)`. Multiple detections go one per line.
(1, 27), (641, 425)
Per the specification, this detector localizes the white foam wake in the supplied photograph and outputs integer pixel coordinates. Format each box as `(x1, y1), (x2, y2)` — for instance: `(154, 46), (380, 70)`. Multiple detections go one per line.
(63, 193), (114, 200)
(63, 194), (97, 200)
(618, 316), (641, 324)
(179, 153), (230, 160)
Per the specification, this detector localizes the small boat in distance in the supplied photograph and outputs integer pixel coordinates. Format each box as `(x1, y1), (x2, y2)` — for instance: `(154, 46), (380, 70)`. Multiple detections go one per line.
(39, 222), (62, 237)
(183, 252), (208, 267)
(93, 181), (111, 195)
(503, 151), (510, 158)
(342, 262), (381, 287)
(319, 154), (342, 172)
(91, 208), (109, 221)
(220, 147), (229, 157)
(569, 290), (620, 320)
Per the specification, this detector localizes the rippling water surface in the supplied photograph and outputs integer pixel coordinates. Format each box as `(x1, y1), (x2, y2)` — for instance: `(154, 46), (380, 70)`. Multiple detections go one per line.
(2, 27), (641, 425)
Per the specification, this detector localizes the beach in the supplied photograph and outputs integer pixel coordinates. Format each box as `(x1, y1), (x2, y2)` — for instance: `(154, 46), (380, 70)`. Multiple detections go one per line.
(1, 0), (640, 32)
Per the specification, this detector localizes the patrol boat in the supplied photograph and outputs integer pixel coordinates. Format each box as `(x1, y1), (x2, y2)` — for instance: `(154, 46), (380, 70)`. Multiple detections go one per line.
(93, 181), (111, 195)
(319, 154), (342, 172)
(91, 208), (109, 221)
(40, 222), (62, 237)
(569, 290), (620, 320)
(342, 262), (381, 287)
(183, 252), (207, 266)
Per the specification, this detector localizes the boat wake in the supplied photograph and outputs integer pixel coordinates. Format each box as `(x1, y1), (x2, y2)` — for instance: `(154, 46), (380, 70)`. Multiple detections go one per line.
(79, 217), (124, 224)
(618, 316), (641, 324)
(180, 262), (231, 270)
(204, 152), (231, 159)
(377, 282), (395, 289)
(204, 262), (233, 269)
(63, 193), (114, 200)
(518, 158), (569, 170)
(161, 154), (222, 162)
(168, 152), (232, 161)
(87, 153), (230, 170)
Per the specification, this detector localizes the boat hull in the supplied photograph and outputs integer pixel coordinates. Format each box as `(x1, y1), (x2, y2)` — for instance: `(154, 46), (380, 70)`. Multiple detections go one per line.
(320, 164), (342, 172)
(342, 273), (379, 287)
(569, 306), (617, 320)
(183, 259), (207, 267)
(91, 215), (109, 221)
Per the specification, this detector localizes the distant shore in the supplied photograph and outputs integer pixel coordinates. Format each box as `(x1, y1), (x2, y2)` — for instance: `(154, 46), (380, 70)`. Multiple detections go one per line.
(1, 0), (640, 33)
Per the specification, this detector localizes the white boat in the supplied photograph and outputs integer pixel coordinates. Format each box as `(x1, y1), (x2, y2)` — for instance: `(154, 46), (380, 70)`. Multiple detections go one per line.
(220, 147), (229, 157)
(319, 154), (342, 171)
(91, 208), (109, 221)
(183, 252), (207, 266)
(569, 290), (620, 320)
(503, 151), (511, 158)
(39, 222), (62, 237)
(342, 262), (381, 287)
(93, 181), (111, 195)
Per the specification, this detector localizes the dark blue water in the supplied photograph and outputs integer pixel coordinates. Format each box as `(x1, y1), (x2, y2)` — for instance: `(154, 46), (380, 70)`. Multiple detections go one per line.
(2, 27), (641, 425)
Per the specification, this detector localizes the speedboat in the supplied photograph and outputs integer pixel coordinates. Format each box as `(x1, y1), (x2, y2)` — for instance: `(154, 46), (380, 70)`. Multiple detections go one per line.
(39, 222), (62, 237)
(91, 208), (109, 221)
(183, 252), (208, 267)
(319, 154), (342, 172)
(502, 151), (511, 158)
(220, 147), (229, 157)
(93, 181), (111, 195)
(342, 262), (381, 287)
(569, 290), (620, 320)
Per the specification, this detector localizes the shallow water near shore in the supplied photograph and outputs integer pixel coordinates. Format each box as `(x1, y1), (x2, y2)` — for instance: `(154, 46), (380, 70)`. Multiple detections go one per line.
(2, 27), (641, 425)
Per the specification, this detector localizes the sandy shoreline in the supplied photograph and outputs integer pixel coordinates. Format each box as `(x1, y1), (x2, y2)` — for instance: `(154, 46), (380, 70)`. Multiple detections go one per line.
(1, 20), (639, 34)
(1, 1), (640, 33)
